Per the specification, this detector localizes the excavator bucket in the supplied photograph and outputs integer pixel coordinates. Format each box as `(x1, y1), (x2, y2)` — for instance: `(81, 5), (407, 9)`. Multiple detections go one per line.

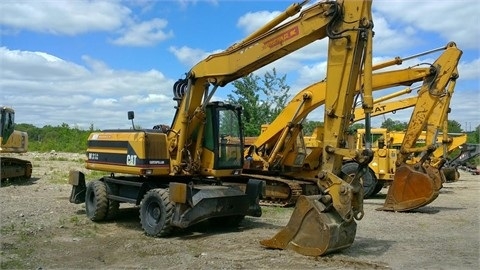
(442, 167), (460, 182)
(378, 164), (440, 212)
(260, 195), (357, 257)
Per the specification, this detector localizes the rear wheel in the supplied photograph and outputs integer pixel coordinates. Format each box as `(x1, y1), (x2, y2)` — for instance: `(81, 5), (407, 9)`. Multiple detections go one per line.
(140, 189), (174, 237)
(85, 180), (108, 221)
(342, 163), (377, 198)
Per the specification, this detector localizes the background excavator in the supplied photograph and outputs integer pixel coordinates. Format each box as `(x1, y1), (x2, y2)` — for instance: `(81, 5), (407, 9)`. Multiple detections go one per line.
(241, 44), (457, 207)
(338, 43), (462, 211)
(376, 42), (462, 212)
(69, 0), (374, 257)
(350, 81), (466, 198)
(445, 143), (480, 174)
(1, 106), (32, 181)
(354, 126), (467, 197)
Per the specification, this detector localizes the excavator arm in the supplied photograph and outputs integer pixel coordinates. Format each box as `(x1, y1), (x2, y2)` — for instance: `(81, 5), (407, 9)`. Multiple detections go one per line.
(167, 0), (346, 173)
(241, 44), (461, 209)
(246, 67), (433, 171)
(259, 0), (374, 256)
(378, 42), (462, 212)
(352, 93), (418, 121)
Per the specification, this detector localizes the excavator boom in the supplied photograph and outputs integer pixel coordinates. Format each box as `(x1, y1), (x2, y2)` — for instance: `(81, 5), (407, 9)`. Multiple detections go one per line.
(379, 42), (462, 212)
(244, 48), (454, 205)
(260, 0), (374, 256)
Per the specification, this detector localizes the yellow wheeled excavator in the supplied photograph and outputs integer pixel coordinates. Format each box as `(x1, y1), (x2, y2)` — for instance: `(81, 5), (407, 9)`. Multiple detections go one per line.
(1, 106), (32, 181)
(69, 0), (374, 256)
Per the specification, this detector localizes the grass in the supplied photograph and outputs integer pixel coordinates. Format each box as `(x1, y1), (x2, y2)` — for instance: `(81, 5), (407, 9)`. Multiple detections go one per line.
(0, 221), (36, 269)
(48, 170), (70, 184)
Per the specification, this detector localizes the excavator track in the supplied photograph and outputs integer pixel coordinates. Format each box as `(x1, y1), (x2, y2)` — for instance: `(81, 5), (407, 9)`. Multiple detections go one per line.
(1, 157), (32, 181)
(242, 174), (315, 207)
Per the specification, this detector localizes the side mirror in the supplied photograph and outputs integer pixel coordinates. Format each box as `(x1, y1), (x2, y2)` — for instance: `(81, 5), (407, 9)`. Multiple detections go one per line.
(128, 111), (135, 130)
(128, 111), (134, 120)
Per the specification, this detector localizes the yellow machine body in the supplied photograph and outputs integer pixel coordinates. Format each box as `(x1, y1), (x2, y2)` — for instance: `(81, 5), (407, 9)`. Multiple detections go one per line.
(1, 106), (32, 180)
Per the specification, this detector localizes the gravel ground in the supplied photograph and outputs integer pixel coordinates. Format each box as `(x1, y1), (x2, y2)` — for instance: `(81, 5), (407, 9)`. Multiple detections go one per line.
(1, 151), (479, 269)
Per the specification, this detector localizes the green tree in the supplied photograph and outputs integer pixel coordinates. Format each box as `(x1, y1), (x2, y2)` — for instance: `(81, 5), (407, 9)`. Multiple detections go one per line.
(16, 123), (98, 153)
(447, 119), (463, 133)
(467, 125), (480, 143)
(227, 68), (290, 136)
(302, 120), (323, 136)
(381, 118), (408, 131)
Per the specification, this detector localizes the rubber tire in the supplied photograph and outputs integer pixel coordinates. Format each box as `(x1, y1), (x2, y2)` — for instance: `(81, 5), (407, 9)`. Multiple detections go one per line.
(140, 189), (174, 237)
(371, 181), (384, 196)
(85, 180), (108, 221)
(342, 163), (377, 198)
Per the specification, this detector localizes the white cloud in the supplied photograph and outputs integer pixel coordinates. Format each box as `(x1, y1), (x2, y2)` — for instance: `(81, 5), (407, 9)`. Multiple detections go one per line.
(0, 1), (130, 35)
(175, 0), (218, 9)
(237, 10), (281, 35)
(373, 0), (480, 49)
(0, 47), (177, 129)
(0, 47), (89, 80)
(0, 1), (174, 47)
(458, 58), (480, 80)
(111, 18), (174, 46)
(169, 46), (223, 68)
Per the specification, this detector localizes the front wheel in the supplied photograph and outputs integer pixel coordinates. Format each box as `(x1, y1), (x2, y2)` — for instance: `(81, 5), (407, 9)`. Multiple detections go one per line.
(140, 189), (174, 237)
(341, 163), (377, 198)
(85, 180), (108, 221)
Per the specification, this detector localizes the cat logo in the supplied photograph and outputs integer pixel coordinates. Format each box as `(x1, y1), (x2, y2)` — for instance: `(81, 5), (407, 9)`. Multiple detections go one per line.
(374, 105), (386, 113)
(126, 155), (137, 166)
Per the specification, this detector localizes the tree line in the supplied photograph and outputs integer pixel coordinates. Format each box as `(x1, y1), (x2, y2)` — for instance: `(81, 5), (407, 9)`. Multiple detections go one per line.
(15, 123), (97, 153)
(14, 68), (480, 153)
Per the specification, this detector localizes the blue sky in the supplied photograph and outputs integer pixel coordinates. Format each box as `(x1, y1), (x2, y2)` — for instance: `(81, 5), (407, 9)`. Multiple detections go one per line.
(1, 0), (479, 132)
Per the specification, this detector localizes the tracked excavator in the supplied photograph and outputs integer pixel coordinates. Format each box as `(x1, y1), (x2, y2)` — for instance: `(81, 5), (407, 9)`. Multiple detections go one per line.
(1, 106), (32, 181)
(69, 0), (374, 256)
(242, 44), (457, 206)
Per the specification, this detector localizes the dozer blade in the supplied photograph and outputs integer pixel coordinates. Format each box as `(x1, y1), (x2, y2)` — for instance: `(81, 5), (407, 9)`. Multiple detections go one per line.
(260, 195), (357, 257)
(378, 164), (439, 212)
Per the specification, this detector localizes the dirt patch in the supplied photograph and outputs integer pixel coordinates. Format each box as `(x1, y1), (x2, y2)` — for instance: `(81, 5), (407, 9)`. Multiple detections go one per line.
(1, 152), (479, 269)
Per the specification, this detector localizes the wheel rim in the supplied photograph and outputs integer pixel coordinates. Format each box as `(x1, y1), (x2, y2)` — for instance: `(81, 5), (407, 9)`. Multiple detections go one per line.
(146, 201), (161, 227)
